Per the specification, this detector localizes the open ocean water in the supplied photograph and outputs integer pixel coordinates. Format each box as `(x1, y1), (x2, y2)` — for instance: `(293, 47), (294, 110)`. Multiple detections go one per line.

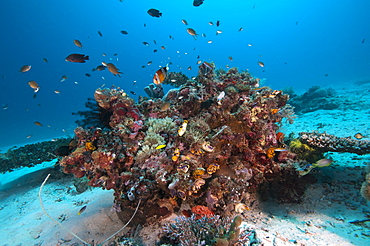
(0, 0), (369, 148)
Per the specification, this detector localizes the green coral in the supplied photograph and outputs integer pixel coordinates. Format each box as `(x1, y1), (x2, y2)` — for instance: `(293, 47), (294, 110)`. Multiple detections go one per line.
(184, 116), (211, 146)
(289, 138), (323, 163)
(146, 117), (176, 134)
(135, 117), (176, 162)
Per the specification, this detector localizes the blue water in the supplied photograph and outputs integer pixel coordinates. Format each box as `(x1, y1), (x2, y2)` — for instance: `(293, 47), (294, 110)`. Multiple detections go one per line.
(0, 0), (369, 148)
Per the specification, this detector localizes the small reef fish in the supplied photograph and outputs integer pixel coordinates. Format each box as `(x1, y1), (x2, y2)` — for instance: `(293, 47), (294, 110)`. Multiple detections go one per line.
(178, 120), (188, 136)
(216, 20), (220, 26)
(85, 73), (91, 77)
(129, 91), (136, 95)
(77, 205), (87, 215)
(216, 91), (226, 105)
(73, 39), (83, 48)
(65, 54), (89, 63)
(181, 19), (188, 25)
(19, 65), (31, 73)
(42, 58), (48, 63)
(92, 65), (106, 71)
(54, 90), (60, 94)
(172, 148), (181, 161)
(28, 80), (40, 92)
(216, 30), (222, 35)
(147, 8), (162, 17)
(160, 102), (171, 111)
(298, 158), (333, 176)
(186, 28), (198, 37)
(104, 63), (123, 77)
(258, 61), (265, 67)
(161, 46), (166, 49)
(34, 121), (43, 126)
(238, 27), (243, 31)
(193, 0), (204, 7)
(153, 65), (169, 85)
(208, 22), (214, 25)
(354, 133), (366, 139)
(120, 30), (128, 35)
(143, 41), (149, 46)
(60, 75), (68, 82)
(228, 56), (233, 61)
(156, 144), (166, 150)
(98, 31), (103, 37)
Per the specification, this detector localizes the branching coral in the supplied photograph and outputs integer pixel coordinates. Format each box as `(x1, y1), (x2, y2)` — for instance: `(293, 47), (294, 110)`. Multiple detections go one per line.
(0, 138), (71, 173)
(299, 131), (370, 155)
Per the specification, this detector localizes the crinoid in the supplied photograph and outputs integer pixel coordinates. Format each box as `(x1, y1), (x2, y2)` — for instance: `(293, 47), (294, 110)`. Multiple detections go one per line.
(38, 174), (141, 246)
(72, 98), (112, 129)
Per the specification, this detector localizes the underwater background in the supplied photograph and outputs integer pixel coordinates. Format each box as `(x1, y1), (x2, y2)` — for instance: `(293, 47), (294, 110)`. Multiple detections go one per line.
(0, 0), (369, 148)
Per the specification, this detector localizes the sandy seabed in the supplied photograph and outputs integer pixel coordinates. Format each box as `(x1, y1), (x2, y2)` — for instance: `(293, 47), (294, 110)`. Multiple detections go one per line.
(0, 84), (369, 246)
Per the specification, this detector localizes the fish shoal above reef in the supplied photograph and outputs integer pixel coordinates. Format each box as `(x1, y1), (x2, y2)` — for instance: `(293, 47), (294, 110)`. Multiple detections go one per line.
(60, 62), (307, 223)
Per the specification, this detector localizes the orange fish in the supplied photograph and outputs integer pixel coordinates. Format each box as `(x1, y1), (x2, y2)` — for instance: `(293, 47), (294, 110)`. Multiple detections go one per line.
(105, 63), (123, 77)
(153, 65), (169, 85)
(34, 121), (43, 126)
(186, 28), (198, 37)
(28, 80), (40, 92)
(73, 39), (83, 48)
(65, 54), (89, 63)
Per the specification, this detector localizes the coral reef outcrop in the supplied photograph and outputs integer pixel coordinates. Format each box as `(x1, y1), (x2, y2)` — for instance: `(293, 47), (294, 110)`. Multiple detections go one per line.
(287, 86), (339, 114)
(60, 63), (303, 223)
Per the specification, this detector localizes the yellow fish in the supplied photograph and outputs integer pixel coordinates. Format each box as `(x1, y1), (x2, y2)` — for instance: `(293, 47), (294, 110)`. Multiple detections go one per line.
(178, 120), (188, 136)
(156, 144), (166, 149)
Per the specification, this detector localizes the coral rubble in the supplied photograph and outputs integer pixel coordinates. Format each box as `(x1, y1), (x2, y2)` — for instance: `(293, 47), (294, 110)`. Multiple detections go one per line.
(162, 214), (258, 246)
(60, 63), (301, 223)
